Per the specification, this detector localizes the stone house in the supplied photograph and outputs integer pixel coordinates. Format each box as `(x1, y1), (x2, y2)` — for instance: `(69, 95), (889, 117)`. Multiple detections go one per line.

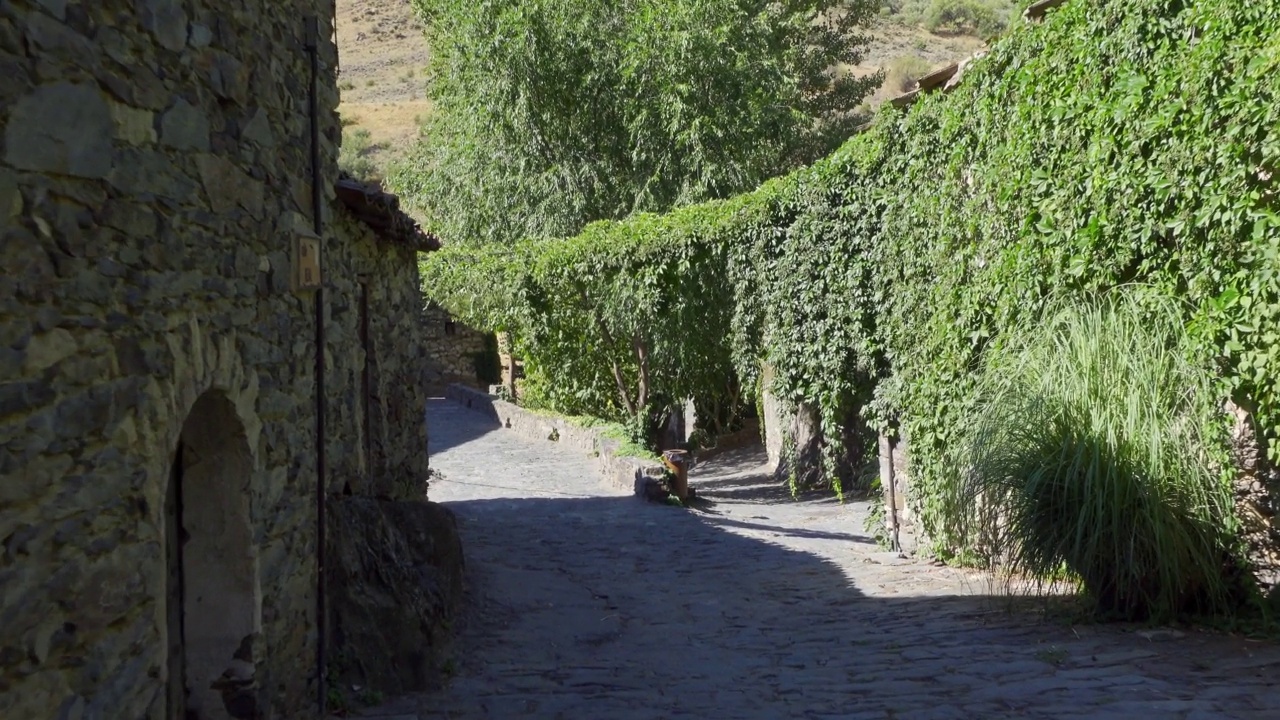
(0, 2), (459, 718)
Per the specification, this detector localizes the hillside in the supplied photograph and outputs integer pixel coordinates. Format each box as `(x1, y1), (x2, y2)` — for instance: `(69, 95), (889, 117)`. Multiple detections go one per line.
(334, 0), (990, 183)
(335, 0), (431, 182)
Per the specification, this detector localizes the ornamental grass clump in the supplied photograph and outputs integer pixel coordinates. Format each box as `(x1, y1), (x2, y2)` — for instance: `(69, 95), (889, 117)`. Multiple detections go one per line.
(953, 291), (1249, 621)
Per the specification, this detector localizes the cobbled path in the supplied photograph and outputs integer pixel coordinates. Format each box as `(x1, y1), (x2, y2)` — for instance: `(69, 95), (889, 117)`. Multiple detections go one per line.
(368, 399), (1280, 719)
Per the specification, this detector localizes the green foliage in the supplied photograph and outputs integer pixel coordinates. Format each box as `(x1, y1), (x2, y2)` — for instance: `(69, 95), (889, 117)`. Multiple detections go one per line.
(393, 0), (881, 245)
(885, 55), (934, 93)
(423, 0), (1280, 549)
(925, 0), (1007, 37)
(599, 424), (661, 462)
(879, 0), (1018, 32)
(950, 291), (1242, 620)
(339, 127), (379, 180)
(472, 333), (503, 386)
(874, 0), (1280, 558)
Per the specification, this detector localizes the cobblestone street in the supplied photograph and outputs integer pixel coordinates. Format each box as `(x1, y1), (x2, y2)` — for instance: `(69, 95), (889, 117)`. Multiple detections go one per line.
(368, 399), (1280, 719)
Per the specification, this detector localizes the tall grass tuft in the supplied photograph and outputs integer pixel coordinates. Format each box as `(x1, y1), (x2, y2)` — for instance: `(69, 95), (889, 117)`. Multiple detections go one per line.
(950, 290), (1249, 621)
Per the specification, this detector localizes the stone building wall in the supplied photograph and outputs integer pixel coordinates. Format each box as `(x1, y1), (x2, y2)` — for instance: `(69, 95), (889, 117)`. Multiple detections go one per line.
(326, 207), (431, 500)
(0, 1), (430, 718)
(423, 303), (490, 390)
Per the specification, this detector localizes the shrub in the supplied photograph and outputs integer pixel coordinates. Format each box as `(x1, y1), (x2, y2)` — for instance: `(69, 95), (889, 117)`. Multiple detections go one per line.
(472, 334), (503, 386)
(339, 127), (379, 181)
(885, 55), (934, 93)
(950, 291), (1245, 620)
(925, 0), (1006, 37)
(423, 0), (1280, 561)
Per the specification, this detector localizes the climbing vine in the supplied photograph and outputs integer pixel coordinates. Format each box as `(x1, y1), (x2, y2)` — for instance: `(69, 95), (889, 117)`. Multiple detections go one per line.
(422, 0), (1280, 546)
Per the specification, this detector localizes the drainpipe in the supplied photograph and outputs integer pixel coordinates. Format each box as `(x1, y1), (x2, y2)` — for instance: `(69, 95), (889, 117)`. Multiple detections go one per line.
(304, 15), (328, 714)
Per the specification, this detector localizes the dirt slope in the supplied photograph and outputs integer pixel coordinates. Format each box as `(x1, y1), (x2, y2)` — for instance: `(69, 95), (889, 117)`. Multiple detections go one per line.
(336, 0), (430, 180)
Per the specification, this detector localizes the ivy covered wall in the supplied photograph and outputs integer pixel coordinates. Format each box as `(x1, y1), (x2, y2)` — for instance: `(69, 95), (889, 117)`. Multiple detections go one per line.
(422, 0), (1280, 555)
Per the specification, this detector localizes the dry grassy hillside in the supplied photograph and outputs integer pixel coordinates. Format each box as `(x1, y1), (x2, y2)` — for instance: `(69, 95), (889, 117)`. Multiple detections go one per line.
(335, 0), (431, 182)
(334, 0), (988, 182)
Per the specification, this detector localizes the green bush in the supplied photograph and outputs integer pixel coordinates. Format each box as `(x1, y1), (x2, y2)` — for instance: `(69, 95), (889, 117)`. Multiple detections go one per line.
(471, 333), (503, 386)
(951, 291), (1243, 620)
(925, 0), (1006, 37)
(885, 55), (933, 92)
(339, 127), (378, 181)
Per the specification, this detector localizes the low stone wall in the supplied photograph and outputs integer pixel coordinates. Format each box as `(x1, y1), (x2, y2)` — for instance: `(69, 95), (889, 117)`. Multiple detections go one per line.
(326, 497), (464, 699)
(445, 384), (665, 494)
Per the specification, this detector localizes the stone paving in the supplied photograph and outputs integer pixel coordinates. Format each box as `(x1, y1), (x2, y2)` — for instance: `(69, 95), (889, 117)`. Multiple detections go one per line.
(366, 399), (1280, 719)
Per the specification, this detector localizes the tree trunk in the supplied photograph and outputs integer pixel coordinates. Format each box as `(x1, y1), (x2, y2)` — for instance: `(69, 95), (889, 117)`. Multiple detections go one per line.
(632, 335), (650, 412)
(499, 332), (518, 402)
(590, 309), (636, 416)
(608, 358), (636, 417)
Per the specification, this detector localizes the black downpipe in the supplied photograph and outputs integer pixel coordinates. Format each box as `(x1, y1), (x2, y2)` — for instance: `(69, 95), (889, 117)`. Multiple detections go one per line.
(304, 15), (328, 714)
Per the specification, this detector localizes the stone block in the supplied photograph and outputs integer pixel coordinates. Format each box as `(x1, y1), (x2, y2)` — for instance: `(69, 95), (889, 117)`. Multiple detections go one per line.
(139, 0), (188, 52)
(35, 0), (67, 20)
(240, 108), (274, 147)
(100, 200), (158, 237)
(24, 11), (95, 69)
(0, 168), (19, 223)
(206, 51), (249, 105)
(0, 380), (55, 419)
(23, 327), (77, 374)
(0, 54), (32, 103)
(160, 98), (210, 151)
(107, 148), (198, 201)
(189, 23), (214, 48)
(196, 154), (264, 217)
(5, 83), (113, 179)
(110, 103), (156, 145)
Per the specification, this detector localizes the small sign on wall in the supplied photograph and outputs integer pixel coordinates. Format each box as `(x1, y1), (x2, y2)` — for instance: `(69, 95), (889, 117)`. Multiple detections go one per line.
(293, 235), (322, 291)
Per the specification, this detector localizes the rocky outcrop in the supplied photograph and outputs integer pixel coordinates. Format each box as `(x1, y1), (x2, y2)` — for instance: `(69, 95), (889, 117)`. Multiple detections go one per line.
(326, 497), (465, 696)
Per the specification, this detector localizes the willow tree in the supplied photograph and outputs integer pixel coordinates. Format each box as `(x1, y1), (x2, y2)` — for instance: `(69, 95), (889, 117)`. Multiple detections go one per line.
(393, 0), (880, 245)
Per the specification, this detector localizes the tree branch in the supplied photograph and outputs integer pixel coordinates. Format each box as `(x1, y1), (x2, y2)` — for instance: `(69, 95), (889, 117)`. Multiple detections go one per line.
(591, 307), (635, 416)
(632, 334), (650, 412)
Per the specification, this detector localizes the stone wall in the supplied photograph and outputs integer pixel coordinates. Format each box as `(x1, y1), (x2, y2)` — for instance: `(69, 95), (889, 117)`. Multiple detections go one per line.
(423, 304), (490, 391)
(325, 497), (463, 697)
(326, 208), (431, 501)
(0, 1), (440, 717)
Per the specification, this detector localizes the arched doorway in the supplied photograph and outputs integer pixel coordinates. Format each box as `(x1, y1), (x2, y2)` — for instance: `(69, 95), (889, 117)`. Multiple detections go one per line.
(165, 390), (260, 719)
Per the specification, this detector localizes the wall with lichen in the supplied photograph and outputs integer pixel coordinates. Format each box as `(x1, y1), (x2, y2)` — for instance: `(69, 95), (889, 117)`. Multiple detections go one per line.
(0, 0), (405, 717)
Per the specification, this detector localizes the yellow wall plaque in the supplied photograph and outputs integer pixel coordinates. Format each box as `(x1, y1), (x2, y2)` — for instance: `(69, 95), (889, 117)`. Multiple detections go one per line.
(294, 235), (322, 291)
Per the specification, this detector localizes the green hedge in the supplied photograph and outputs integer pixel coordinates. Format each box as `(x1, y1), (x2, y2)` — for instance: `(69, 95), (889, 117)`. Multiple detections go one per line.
(422, 0), (1280, 548)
